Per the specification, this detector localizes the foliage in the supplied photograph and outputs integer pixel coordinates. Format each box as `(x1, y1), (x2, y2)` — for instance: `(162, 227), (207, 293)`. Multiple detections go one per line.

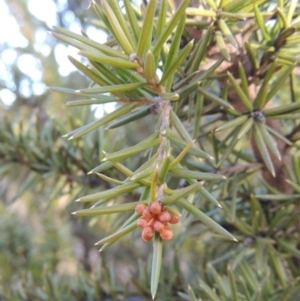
(1, 0), (300, 300)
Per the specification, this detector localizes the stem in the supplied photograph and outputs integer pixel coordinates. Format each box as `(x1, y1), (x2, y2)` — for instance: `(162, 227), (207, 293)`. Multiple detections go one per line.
(156, 100), (172, 201)
(158, 100), (171, 160)
(135, 55), (172, 202)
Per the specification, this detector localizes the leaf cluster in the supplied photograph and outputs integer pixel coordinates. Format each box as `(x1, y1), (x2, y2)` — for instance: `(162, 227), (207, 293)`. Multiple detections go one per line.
(2, 0), (300, 298)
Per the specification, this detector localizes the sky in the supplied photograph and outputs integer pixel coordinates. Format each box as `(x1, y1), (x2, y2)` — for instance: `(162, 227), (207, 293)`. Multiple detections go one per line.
(0, 0), (115, 117)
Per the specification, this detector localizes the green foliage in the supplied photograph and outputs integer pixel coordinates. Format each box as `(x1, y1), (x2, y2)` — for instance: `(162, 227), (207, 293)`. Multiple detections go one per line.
(1, 0), (300, 299)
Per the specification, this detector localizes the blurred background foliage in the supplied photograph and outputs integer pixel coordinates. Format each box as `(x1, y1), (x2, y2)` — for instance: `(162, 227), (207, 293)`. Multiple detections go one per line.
(0, 1), (171, 299)
(1, 0), (300, 300)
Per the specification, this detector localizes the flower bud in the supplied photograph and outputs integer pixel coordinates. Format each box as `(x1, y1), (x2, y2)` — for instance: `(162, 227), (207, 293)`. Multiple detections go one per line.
(135, 203), (147, 215)
(153, 220), (165, 232)
(149, 201), (163, 215)
(169, 214), (180, 224)
(142, 232), (153, 242)
(142, 226), (154, 241)
(137, 218), (148, 228)
(160, 227), (173, 241)
(142, 208), (153, 221)
(158, 211), (171, 223)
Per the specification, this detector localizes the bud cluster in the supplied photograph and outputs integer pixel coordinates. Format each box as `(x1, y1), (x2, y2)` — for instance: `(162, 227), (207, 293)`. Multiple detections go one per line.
(135, 202), (180, 242)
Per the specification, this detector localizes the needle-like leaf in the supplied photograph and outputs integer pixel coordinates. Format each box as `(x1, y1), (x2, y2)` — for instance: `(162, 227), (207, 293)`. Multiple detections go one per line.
(136, 0), (157, 60)
(253, 122), (275, 177)
(152, 0), (190, 56)
(151, 233), (163, 299)
(176, 198), (237, 241)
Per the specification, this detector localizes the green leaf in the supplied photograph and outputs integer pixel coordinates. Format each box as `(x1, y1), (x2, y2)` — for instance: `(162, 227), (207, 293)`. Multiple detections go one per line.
(254, 4), (271, 42)
(197, 86), (235, 110)
(49, 86), (93, 97)
(199, 280), (222, 301)
(253, 61), (278, 110)
(144, 50), (157, 83)
(151, 233), (163, 299)
(169, 140), (195, 169)
(150, 166), (159, 202)
(52, 26), (128, 59)
(188, 26), (212, 73)
(266, 113), (300, 120)
(66, 97), (118, 106)
(130, 153), (159, 178)
(265, 124), (292, 145)
(219, 11), (247, 20)
(106, 106), (151, 129)
(186, 8), (216, 17)
(163, 13), (186, 75)
(92, 1), (115, 35)
(268, 245), (288, 287)
(207, 264), (228, 297)
(215, 115), (248, 132)
(253, 122), (275, 177)
(124, 0), (140, 41)
(227, 72), (253, 111)
(79, 82), (146, 95)
(238, 62), (250, 98)
(169, 110), (194, 143)
(162, 182), (203, 205)
(178, 81), (202, 100)
(218, 19), (237, 47)
(95, 173), (123, 185)
(277, 7), (288, 29)
(199, 186), (222, 208)
(111, 161), (151, 186)
(103, 136), (161, 162)
(216, 127), (241, 168)
(266, 65), (295, 103)
(277, 239), (300, 259)
(158, 155), (171, 184)
(238, 261), (259, 292)
(168, 132), (213, 160)
(67, 104), (136, 139)
(215, 31), (230, 61)
(90, 62), (125, 85)
(227, 266), (238, 301)
(245, 41), (259, 70)
(100, 212), (140, 251)
(263, 102), (300, 116)
(160, 39), (194, 85)
(255, 194), (300, 201)
(73, 200), (147, 216)
(136, 0), (157, 60)
(285, 179), (300, 193)
(100, 0), (134, 54)
(88, 161), (113, 174)
(106, 0), (136, 48)
(176, 198), (237, 241)
(286, 0), (298, 26)
(95, 220), (138, 246)
(164, 205), (181, 217)
(76, 182), (141, 203)
(256, 122), (281, 160)
(131, 162), (156, 181)
(156, 0), (167, 40)
(222, 0), (268, 13)
(170, 168), (226, 181)
(187, 286), (197, 301)
(237, 117), (253, 139)
(68, 56), (109, 87)
(160, 92), (180, 101)
(78, 51), (138, 68)
(51, 31), (97, 52)
(152, 0), (190, 56)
